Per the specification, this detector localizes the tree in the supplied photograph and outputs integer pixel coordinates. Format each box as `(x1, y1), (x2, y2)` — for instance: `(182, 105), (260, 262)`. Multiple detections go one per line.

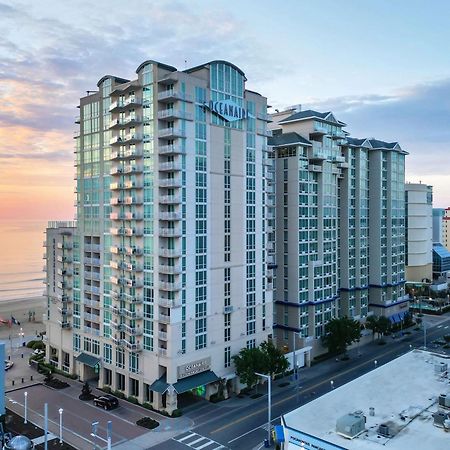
(377, 316), (391, 338)
(232, 347), (267, 389)
(260, 340), (289, 377)
(322, 317), (361, 355)
(365, 315), (379, 341)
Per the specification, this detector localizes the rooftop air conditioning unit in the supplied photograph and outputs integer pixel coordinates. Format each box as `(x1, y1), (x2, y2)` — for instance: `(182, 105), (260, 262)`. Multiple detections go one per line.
(433, 411), (449, 428)
(336, 412), (365, 439)
(378, 424), (390, 437)
(438, 394), (450, 408)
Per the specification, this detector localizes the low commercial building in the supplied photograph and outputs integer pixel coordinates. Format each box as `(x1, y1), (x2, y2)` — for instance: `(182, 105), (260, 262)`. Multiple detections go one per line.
(281, 350), (450, 450)
(432, 208), (444, 244)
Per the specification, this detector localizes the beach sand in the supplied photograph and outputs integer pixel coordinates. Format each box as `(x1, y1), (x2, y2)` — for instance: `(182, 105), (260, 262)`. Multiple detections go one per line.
(0, 296), (46, 340)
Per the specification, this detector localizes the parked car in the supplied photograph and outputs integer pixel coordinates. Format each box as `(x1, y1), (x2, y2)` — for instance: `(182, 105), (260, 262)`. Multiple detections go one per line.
(93, 394), (119, 410)
(5, 360), (14, 371)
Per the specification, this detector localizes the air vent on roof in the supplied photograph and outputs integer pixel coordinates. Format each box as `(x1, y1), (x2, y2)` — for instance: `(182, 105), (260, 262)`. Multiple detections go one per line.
(433, 411), (450, 428)
(336, 413), (365, 439)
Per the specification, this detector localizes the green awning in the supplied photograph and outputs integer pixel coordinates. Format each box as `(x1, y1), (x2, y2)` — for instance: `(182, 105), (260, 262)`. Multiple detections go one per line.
(149, 370), (220, 394)
(173, 370), (219, 394)
(76, 353), (101, 368)
(150, 375), (169, 394)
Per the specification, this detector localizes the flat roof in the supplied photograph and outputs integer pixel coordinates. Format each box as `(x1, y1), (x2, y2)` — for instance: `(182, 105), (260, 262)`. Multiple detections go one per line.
(283, 350), (450, 450)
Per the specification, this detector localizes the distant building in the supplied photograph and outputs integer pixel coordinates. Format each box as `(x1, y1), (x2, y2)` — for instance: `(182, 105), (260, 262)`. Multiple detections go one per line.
(432, 208), (444, 244)
(443, 208), (450, 250)
(405, 183), (432, 283)
(281, 350), (450, 450)
(432, 243), (450, 281)
(269, 107), (408, 354)
(0, 343), (4, 416)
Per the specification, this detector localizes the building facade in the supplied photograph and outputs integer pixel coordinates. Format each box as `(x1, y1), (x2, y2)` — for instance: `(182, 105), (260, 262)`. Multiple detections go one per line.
(432, 208), (444, 244)
(45, 60), (275, 412)
(269, 108), (407, 353)
(443, 208), (450, 250)
(405, 183), (433, 283)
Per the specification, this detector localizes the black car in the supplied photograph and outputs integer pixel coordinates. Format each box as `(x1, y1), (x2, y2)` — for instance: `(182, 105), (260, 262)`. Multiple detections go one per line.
(93, 395), (119, 410)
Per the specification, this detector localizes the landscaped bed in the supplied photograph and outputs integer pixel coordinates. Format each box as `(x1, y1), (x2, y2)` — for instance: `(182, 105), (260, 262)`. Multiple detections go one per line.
(136, 417), (159, 429)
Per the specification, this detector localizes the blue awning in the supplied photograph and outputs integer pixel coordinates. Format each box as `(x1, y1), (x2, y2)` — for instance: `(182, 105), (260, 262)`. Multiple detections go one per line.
(75, 353), (101, 368)
(273, 425), (285, 443)
(389, 314), (399, 324)
(149, 374), (169, 394)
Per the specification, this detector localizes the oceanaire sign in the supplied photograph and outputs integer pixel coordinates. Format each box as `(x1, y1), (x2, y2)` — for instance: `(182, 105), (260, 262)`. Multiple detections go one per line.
(205, 99), (252, 122)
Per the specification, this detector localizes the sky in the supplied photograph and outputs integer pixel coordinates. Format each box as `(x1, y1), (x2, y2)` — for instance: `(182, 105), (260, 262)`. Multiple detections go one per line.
(1, 0), (449, 220)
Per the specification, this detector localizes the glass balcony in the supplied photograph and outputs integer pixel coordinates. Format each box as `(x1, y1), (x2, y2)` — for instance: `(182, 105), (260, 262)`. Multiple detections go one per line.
(157, 109), (193, 120)
(159, 161), (182, 172)
(157, 91), (193, 102)
(159, 194), (182, 204)
(159, 248), (182, 257)
(159, 177), (182, 188)
(159, 212), (182, 221)
(159, 281), (182, 291)
(159, 227), (182, 237)
(159, 313), (171, 323)
(159, 263), (182, 274)
(159, 144), (185, 155)
(159, 127), (186, 139)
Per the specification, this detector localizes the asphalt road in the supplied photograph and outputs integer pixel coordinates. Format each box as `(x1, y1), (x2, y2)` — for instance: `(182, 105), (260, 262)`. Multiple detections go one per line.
(153, 315), (450, 450)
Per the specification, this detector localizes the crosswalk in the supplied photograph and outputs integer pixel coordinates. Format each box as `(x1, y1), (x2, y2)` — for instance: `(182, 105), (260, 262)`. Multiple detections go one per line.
(173, 432), (228, 449)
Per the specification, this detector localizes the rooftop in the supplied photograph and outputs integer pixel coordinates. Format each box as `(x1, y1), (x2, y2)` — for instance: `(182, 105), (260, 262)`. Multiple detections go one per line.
(283, 350), (450, 450)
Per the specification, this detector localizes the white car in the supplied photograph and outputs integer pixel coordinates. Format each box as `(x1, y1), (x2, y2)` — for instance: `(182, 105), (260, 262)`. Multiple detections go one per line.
(5, 360), (13, 371)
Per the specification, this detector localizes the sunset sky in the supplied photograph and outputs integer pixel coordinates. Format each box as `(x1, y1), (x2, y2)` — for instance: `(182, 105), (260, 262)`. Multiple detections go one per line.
(1, 0), (449, 220)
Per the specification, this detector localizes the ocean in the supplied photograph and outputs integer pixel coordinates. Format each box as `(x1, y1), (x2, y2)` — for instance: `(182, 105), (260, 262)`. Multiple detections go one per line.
(0, 220), (47, 301)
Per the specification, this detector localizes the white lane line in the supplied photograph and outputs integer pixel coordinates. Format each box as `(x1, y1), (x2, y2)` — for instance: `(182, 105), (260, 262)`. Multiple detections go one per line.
(189, 437), (207, 445)
(178, 432), (197, 442)
(196, 441), (216, 450)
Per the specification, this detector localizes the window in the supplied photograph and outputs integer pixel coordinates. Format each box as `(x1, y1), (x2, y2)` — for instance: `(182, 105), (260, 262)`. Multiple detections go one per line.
(103, 344), (112, 364)
(224, 346), (231, 368)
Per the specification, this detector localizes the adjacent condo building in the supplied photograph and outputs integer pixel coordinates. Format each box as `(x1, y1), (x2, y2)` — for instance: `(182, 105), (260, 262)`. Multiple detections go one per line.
(44, 60), (275, 412)
(405, 183), (433, 283)
(268, 108), (408, 353)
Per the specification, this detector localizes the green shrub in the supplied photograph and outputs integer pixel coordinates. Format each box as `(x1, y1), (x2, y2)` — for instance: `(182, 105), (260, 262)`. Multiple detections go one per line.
(142, 402), (154, 411)
(171, 409), (182, 417)
(27, 340), (38, 349)
(127, 396), (138, 404)
(444, 335), (450, 343)
(32, 341), (45, 350)
(209, 393), (225, 403)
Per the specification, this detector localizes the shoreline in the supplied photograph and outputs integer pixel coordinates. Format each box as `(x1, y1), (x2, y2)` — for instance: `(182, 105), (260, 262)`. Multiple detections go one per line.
(0, 296), (46, 340)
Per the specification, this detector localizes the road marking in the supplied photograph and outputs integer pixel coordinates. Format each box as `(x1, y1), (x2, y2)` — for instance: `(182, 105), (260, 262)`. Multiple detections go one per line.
(211, 329), (449, 436)
(196, 441), (216, 449)
(178, 433), (197, 442)
(173, 432), (228, 449)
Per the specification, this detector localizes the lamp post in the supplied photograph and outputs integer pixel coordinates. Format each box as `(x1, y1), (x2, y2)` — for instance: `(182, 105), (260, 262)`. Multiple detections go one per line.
(24, 391), (28, 424)
(58, 408), (63, 444)
(255, 372), (271, 446)
(374, 360), (378, 369)
(423, 322), (427, 350)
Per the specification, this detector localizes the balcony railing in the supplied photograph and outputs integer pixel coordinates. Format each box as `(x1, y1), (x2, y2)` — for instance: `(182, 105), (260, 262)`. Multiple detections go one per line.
(159, 227), (182, 237)
(159, 281), (182, 291)
(159, 212), (182, 221)
(159, 144), (185, 155)
(159, 248), (182, 257)
(159, 177), (182, 188)
(159, 263), (182, 274)
(159, 161), (182, 171)
(159, 313), (171, 323)
(159, 194), (182, 204)
(157, 91), (192, 102)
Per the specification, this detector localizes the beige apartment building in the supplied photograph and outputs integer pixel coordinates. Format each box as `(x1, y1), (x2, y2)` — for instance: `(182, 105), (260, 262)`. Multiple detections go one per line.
(269, 107), (408, 354)
(45, 60), (275, 413)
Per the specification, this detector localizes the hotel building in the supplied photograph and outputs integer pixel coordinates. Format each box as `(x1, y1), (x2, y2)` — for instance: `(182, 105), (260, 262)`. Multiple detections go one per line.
(269, 108), (408, 353)
(44, 60), (275, 412)
(405, 183), (433, 283)
(443, 208), (450, 250)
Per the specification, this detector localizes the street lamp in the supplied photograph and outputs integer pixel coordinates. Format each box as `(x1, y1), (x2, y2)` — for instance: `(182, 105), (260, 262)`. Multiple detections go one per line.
(58, 408), (63, 444)
(330, 380), (334, 389)
(255, 372), (271, 446)
(423, 322), (427, 350)
(374, 360), (378, 369)
(24, 391), (28, 424)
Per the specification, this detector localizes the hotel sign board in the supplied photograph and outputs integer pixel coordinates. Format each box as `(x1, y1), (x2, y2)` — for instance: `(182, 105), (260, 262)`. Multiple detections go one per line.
(205, 99), (251, 122)
(286, 428), (346, 450)
(177, 357), (211, 379)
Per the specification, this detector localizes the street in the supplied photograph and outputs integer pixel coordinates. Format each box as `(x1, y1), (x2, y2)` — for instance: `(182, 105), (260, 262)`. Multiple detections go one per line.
(154, 314), (450, 450)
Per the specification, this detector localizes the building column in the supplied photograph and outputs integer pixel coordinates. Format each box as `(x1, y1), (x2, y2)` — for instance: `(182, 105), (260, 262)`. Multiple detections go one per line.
(152, 392), (163, 411)
(165, 385), (178, 414)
